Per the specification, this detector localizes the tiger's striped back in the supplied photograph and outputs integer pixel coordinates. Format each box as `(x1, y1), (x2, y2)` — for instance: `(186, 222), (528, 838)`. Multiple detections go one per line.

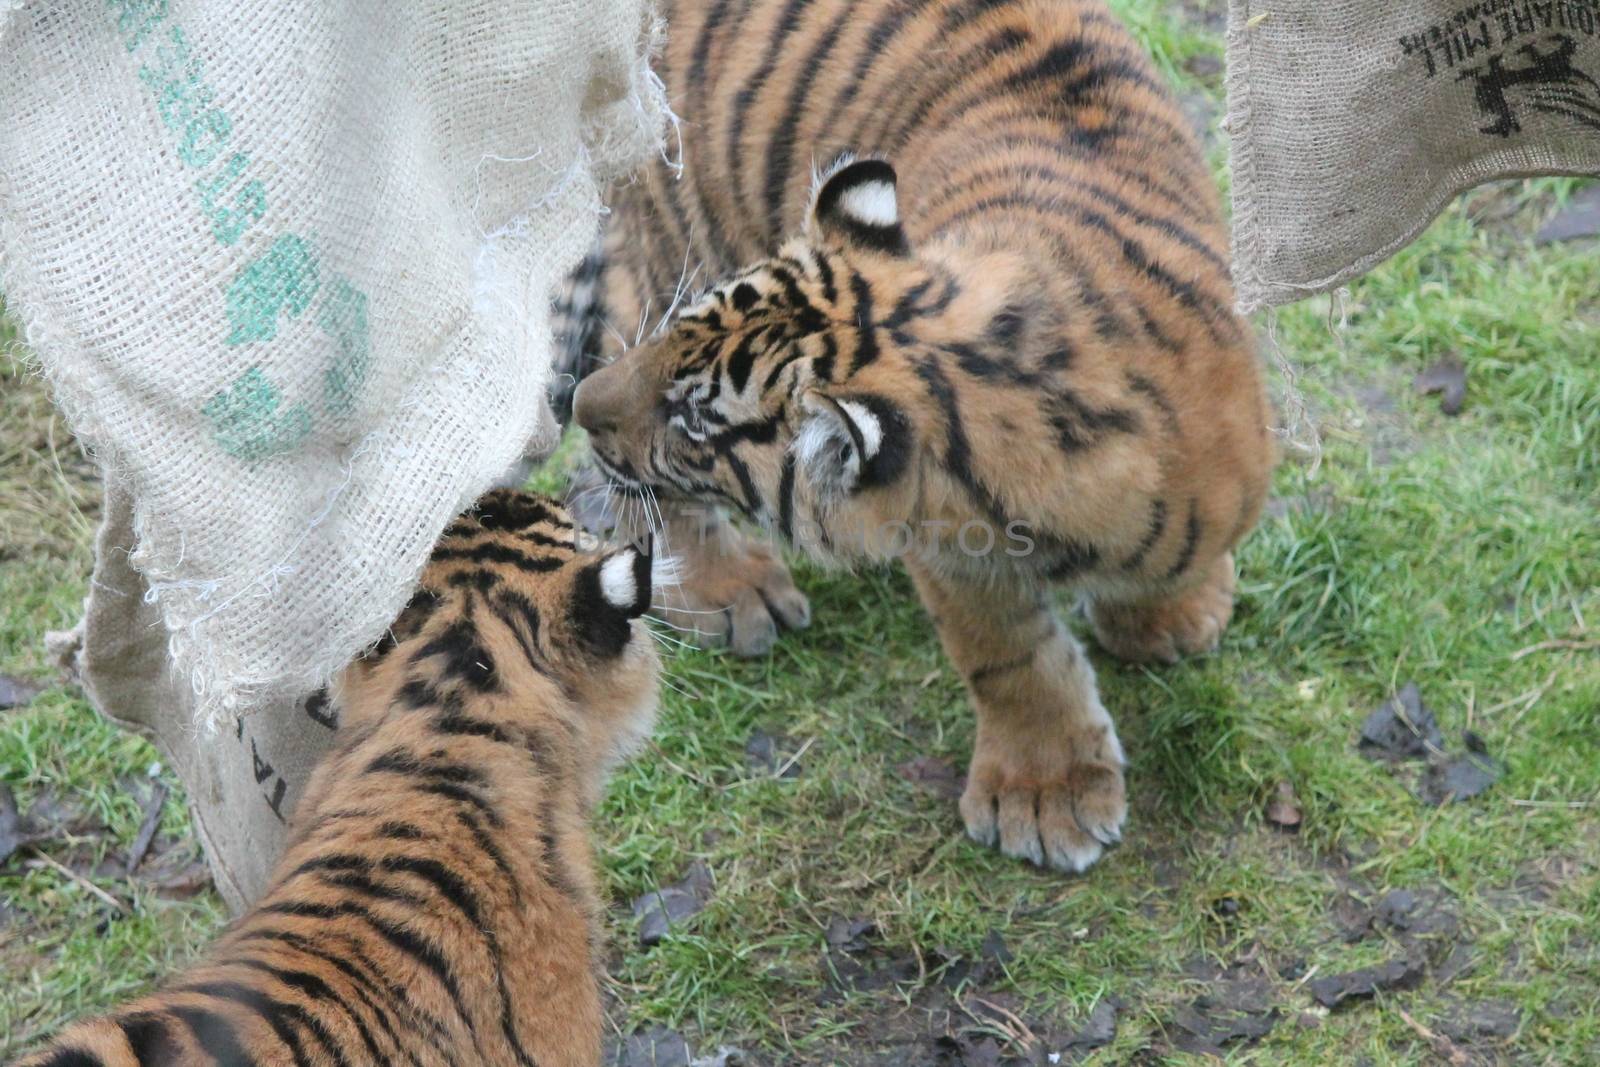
(20, 490), (660, 1067)
(606, 0), (1226, 342)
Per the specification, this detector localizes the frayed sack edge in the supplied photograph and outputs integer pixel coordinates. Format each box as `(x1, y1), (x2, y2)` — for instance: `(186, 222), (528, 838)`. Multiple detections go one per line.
(1223, 4), (1324, 474)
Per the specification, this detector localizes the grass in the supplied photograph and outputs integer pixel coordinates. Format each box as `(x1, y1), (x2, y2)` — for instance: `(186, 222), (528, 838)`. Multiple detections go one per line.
(4, 1), (1599, 1062)
(1, 309), (231, 1053)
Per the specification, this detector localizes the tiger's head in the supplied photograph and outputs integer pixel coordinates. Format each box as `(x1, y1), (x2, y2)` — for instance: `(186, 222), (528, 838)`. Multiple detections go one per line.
(575, 157), (1040, 562)
(343, 489), (663, 777)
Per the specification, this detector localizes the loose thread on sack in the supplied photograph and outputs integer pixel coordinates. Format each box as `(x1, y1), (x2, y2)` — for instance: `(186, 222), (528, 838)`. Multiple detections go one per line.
(657, 78), (686, 181)
(1264, 307), (1324, 479)
(470, 148), (546, 241)
(584, 20), (678, 184)
(1328, 285), (1352, 360)
(637, 16), (685, 181)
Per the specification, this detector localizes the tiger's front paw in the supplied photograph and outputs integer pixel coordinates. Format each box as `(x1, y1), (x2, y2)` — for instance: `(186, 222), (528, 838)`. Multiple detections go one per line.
(959, 725), (1127, 873)
(1089, 552), (1236, 665)
(653, 509), (810, 658)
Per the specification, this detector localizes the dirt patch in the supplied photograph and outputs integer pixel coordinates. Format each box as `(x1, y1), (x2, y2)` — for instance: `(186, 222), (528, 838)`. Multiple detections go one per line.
(744, 730), (805, 779)
(121, 836), (212, 899)
(1461, 179), (1579, 245)
(1417, 734), (1503, 806)
(819, 920), (921, 996)
(1309, 957), (1427, 1010)
(1177, 0), (1227, 33)
(897, 755), (965, 800)
(1262, 485), (1336, 522)
(0, 675), (43, 711)
(1359, 683), (1443, 762)
(1182, 53), (1223, 81)
(1535, 183), (1600, 244)
(0, 784), (43, 864)
(631, 860), (714, 948)
(606, 1026), (749, 1067)
(1318, 371), (1421, 469)
(1, 784), (104, 869)
(1, 780), (211, 903)
(1164, 976), (1279, 1055)
(1481, 855), (1584, 914)
(780, 923), (1118, 1064)
(1436, 998), (1522, 1042)
(608, 1026), (692, 1067)
(1356, 686), (1504, 806)
(1413, 357), (1467, 417)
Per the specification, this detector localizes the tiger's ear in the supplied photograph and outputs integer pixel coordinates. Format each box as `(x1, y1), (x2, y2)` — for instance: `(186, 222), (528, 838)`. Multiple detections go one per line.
(573, 538), (656, 655)
(596, 538), (654, 619)
(794, 391), (885, 498)
(807, 157), (910, 258)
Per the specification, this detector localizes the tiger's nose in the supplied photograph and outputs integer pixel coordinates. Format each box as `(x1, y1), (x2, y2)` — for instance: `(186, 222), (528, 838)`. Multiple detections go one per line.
(574, 354), (655, 445)
(571, 376), (616, 438)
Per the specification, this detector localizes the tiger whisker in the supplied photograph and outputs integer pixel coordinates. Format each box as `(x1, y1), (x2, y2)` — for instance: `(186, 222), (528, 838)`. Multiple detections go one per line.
(655, 238), (703, 337)
(649, 602), (729, 617)
(563, 483), (613, 508)
(645, 626), (700, 653)
(633, 297), (654, 349)
(601, 317), (631, 353)
(645, 618), (710, 641)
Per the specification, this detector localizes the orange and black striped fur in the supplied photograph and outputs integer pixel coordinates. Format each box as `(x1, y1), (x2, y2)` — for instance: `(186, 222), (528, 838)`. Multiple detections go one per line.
(569, 0), (1274, 873)
(20, 491), (660, 1067)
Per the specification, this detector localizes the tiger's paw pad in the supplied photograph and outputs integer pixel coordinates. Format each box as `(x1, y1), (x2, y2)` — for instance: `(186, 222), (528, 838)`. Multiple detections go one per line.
(654, 533), (810, 658)
(1089, 554), (1236, 665)
(959, 760), (1127, 874)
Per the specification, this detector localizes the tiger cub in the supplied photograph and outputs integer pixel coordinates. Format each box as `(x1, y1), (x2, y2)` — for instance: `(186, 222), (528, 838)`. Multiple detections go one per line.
(20, 490), (659, 1067)
(569, 0), (1274, 873)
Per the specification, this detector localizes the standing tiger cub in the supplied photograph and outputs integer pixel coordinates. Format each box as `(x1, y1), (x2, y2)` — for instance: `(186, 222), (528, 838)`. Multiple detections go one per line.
(20, 490), (660, 1067)
(570, 0), (1274, 873)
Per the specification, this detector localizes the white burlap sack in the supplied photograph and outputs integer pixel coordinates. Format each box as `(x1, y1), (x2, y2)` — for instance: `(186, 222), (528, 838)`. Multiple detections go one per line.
(2, 2), (666, 907)
(1227, 0), (1600, 311)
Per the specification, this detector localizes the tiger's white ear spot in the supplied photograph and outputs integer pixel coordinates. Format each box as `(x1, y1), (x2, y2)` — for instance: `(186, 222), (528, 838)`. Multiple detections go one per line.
(834, 398), (883, 458)
(600, 551), (638, 610)
(838, 180), (898, 228)
(808, 156), (910, 257)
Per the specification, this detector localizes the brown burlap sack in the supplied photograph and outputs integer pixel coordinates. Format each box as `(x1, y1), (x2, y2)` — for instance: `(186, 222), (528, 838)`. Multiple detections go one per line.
(1227, 0), (1600, 312)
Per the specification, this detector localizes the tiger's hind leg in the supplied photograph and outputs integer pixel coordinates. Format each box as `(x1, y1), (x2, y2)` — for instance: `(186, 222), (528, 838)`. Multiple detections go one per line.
(1088, 551), (1237, 665)
(909, 561), (1126, 873)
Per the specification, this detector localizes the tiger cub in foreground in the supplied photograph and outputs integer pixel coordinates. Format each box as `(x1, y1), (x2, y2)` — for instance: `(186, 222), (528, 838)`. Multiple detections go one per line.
(21, 490), (659, 1067)
(571, 0), (1274, 874)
